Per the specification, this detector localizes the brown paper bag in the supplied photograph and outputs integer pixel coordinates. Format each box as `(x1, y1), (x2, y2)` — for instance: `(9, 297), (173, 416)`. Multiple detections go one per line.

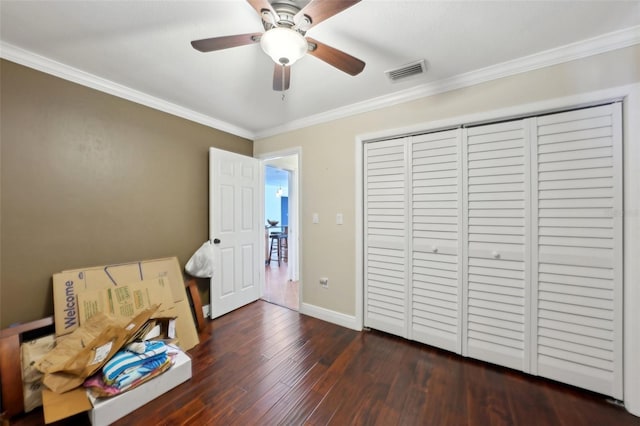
(37, 306), (158, 393)
(21, 334), (56, 411)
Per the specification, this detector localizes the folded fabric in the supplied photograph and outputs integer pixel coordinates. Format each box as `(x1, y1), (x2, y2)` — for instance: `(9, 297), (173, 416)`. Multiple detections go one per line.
(102, 341), (167, 384)
(85, 354), (174, 398)
(113, 352), (169, 389)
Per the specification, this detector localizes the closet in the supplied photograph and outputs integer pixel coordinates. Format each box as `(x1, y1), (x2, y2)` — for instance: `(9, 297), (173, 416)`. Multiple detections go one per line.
(364, 103), (623, 399)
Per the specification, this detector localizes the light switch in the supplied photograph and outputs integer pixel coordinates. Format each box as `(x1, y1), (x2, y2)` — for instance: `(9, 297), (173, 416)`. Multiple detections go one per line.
(312, 213), (319, 224)
(336, 213), (343, 225)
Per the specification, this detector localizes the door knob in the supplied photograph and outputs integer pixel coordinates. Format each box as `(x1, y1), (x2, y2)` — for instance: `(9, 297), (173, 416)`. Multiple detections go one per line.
(213, 238), (221, 244)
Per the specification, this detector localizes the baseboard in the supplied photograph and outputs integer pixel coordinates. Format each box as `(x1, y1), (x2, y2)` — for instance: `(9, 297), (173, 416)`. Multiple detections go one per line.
(299, 303), (362, 331)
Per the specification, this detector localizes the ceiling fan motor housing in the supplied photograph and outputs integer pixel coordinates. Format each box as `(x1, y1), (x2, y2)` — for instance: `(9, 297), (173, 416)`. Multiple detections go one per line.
(265, 2), (303, 30)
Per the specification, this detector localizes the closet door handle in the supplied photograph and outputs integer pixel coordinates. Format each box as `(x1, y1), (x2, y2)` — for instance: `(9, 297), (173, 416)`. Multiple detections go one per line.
(492, 251), (500, 259)
(432, 246), (438, 253)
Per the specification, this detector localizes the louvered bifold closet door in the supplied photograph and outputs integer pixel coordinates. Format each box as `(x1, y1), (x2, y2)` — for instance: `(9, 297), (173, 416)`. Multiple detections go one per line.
(463, 120), (530, 372)
(364, 138), (409, 337)
(411, 129), (463, 353)
(531, 103), (622, 399)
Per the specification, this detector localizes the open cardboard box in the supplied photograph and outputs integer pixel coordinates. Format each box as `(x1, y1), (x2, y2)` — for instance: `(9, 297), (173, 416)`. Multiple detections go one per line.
(42, 347), (192, 425)
(52, 257), (199, 352)
(41, 257), (199, 424)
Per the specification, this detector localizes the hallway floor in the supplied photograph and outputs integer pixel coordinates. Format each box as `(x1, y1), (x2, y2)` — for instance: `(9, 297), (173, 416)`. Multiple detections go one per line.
(263, 261), (298, 311)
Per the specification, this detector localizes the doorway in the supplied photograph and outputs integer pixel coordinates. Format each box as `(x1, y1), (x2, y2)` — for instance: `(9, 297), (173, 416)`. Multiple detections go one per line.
(261, 151), (300, 311)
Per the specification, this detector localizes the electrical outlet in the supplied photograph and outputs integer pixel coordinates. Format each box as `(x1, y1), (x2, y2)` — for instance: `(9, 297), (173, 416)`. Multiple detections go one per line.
(319, 277), (329, 288)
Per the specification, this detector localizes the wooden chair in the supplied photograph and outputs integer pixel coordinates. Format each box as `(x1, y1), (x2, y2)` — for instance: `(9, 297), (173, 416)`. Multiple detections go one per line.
(268, 232), (282, 266)
(184, 277), (206, 332)
(279, 233), (288, 263)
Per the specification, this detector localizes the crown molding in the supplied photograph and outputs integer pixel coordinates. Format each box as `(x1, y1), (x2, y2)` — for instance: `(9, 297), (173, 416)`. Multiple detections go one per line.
(254, 25), (640, 139)
(0, 42), (255, 140)
(2, 25), (638, 141)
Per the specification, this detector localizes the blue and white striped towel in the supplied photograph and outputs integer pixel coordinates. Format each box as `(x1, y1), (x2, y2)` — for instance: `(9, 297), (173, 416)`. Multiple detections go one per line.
(102, 341), (168, 385)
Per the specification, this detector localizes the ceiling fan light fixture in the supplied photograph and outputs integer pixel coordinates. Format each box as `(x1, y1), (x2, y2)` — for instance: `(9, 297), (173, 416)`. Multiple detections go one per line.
(260, 27), (308, 65)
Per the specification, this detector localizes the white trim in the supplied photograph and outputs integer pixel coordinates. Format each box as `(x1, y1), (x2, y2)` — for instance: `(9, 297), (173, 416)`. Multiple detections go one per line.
(355, 83), (640, 416)
(259, 161), (266, 299)
(255, 26), (640, 138)
(357, 86), (631, 144)
(0, 42), (254, 140)
(287, 168), (300, 282)
(3, 25), (638, 140)
(354, 140), (364, 331)
(622, 85), (640, 416)
(299, 302), (362, 331)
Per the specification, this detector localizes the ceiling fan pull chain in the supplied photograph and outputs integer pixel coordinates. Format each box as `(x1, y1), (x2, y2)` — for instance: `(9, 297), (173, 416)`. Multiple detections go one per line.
(282, 64), (286, 100)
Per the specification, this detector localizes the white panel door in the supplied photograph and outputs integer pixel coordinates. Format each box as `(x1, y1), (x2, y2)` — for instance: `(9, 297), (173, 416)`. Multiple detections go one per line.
(463, 120), (530, 371)
(410, 129), (463, 353)
(209, 148), (261, 318)
(364, 138), (409, 337)
(531, 103), (623, 398)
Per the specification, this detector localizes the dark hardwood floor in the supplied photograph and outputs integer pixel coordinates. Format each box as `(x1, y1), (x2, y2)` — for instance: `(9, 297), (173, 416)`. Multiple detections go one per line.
(11, 301), (639, 425)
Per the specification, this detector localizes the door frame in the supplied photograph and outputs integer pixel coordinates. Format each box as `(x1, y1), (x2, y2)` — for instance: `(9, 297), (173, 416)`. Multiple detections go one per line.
(257, 147), (302, 307)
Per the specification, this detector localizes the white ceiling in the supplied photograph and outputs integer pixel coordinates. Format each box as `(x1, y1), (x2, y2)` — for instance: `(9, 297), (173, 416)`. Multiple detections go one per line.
(265, 165), (291, 188)
(1, 1), (639, 139)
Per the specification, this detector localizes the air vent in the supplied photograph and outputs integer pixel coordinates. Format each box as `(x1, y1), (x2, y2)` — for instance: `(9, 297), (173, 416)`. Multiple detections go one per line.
(385, 59), (427, 82)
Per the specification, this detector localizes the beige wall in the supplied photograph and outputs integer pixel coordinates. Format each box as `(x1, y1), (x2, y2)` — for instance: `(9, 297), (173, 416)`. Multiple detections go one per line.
(256, 46), (640, 414)
(253, 45), (640, 317)
(0, 59), (252, 328)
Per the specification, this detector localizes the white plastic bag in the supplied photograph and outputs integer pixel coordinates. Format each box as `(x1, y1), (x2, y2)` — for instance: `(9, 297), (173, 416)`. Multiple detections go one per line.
(185, 241), (215, 278)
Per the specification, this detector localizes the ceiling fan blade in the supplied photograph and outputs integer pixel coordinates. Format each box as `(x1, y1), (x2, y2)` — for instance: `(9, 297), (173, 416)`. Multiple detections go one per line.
(191, 33), (262, 52)
(273, 64), (291, 91)
(246, 0), (277, 21)
(295, 0), (361, 30)
(306, 37), (365, 76)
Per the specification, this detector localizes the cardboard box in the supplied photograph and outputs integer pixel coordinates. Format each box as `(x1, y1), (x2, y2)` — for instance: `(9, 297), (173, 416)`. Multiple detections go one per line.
(42, 347), (192, 425)
(141, 317), (177, 341)
(53, 257), (199, 351)
(77, 278), (174, 324)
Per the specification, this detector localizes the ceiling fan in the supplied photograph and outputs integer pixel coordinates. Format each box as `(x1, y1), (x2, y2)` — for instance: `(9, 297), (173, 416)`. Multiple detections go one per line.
(191, 0), (365, 91)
